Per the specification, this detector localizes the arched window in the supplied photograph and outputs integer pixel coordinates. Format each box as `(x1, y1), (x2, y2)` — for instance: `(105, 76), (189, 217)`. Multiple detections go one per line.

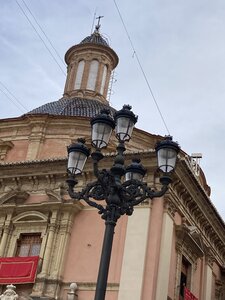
(74, 60), (85, 89)
(87, 60), (99, 90)
(100, 65), (108, 94)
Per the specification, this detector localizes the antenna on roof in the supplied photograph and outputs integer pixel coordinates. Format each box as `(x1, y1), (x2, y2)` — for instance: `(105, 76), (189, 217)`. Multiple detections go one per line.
(90, 9), (97, 34)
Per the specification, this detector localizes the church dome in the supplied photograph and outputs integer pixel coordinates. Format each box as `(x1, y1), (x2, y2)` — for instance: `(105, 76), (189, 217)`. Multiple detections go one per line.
(26, 97), (116, 118)
(79, 22), (109, 47)
(80, 32), (109, 47)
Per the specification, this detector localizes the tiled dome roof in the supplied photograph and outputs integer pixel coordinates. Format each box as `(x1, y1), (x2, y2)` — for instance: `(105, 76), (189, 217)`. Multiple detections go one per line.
(80, 31), (109, 47)
(26, 97), (116, 118)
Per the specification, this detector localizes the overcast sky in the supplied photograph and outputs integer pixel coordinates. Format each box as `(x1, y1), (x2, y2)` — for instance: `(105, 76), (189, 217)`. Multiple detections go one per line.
(1, 0), (225, 219)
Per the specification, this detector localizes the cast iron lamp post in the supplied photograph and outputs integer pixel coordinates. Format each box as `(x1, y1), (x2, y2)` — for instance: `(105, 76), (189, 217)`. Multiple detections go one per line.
(66, 105), (180, 300)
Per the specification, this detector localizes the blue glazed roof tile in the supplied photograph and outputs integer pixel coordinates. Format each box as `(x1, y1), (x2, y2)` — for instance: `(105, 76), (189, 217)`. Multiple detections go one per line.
(25, 97), (115, 118)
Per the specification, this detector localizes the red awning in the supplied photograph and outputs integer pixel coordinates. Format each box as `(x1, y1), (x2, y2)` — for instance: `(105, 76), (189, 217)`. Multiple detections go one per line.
(0, 256), (39, 284)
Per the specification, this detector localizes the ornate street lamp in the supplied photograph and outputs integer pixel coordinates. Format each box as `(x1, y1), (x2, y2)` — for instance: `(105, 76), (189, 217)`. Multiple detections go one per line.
(66, 105), (180, 300)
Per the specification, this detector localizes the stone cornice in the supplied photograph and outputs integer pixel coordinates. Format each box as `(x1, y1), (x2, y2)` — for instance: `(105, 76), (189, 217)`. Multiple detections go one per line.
(0, 152), (157, 182)
(65, 43), (119, 68)
(178, 158), (222, 225)
(174, 161), (225, 231)
(0, 149), (157, 167)
(172, 160), (225, 265)
(0, 200), (83, 215)
(1, 154), (224, 233)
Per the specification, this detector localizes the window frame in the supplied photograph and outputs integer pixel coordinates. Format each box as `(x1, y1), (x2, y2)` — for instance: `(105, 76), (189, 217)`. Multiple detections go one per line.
(7, 211), (48, 258)
(87, 59), (99, 90)
(74, 60), (85, 89)
(16, 232), (42, 257)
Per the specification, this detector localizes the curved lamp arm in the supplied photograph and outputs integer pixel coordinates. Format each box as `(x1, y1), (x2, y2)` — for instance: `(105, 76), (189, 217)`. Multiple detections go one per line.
(147, 183), (169, 199)
(121, 178), (169, 208)
(67, 175), (105, 213)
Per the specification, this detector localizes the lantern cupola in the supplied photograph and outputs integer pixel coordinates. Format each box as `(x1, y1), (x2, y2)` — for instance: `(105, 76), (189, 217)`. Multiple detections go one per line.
(63, 23), (119, 104)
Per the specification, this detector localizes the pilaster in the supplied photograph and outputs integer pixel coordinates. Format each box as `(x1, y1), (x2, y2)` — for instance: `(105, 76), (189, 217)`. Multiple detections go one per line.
(27, 119), (48, 160)
(0, 212), (13, 257)
(118, 203), (151, 300)
(203, 249), (214, 300)
(80, 59), (90, 91)
(155, 198), (175, 300)
(95, 61), (104, 94)
(39, 210), (58, 277)
(51, 210), (74, 279)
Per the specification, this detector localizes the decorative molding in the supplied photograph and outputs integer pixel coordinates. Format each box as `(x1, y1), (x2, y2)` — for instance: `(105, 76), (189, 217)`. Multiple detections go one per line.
(215, 279), (223, 299)
(45, 189), (62, 202)
(174, 227), (199, 300)
(175, 224), (204, 262)
(204, 247), (215, 269)
(0, 284), (18, 300)
(0, 140), (14, 161)
(0, 190), (29, 205)
(171, 167), (225, 266)
(164, 197), (177, 218)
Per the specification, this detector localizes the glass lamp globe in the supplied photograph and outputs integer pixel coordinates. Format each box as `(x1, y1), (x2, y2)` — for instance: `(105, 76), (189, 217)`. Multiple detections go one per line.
(67, 138), (90, 175)
(155, 136), (180, 173)
(114, 105), (138, 142)
(91, 109), (115, 149)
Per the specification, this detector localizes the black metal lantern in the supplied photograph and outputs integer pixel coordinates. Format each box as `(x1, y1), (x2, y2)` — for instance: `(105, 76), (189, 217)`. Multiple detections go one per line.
(114, 105), (138, 142)
(155, 136), (180, 173)
(66, 104), (180, 300)
(91, 109), (115, 149)
(125, 158), (146, 181)
(67, 138), (90, 175)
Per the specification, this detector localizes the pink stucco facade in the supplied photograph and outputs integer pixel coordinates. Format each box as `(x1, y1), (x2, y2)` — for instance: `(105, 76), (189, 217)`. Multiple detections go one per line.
(0, 26), (225, 300)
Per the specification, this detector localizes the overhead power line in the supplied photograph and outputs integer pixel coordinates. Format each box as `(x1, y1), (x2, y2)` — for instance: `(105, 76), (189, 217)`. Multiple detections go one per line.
(113, 0), (170, 135)
(15, 0), (66, 76)
(21, 0), (66, 67)
(0, 81), (28, 115)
